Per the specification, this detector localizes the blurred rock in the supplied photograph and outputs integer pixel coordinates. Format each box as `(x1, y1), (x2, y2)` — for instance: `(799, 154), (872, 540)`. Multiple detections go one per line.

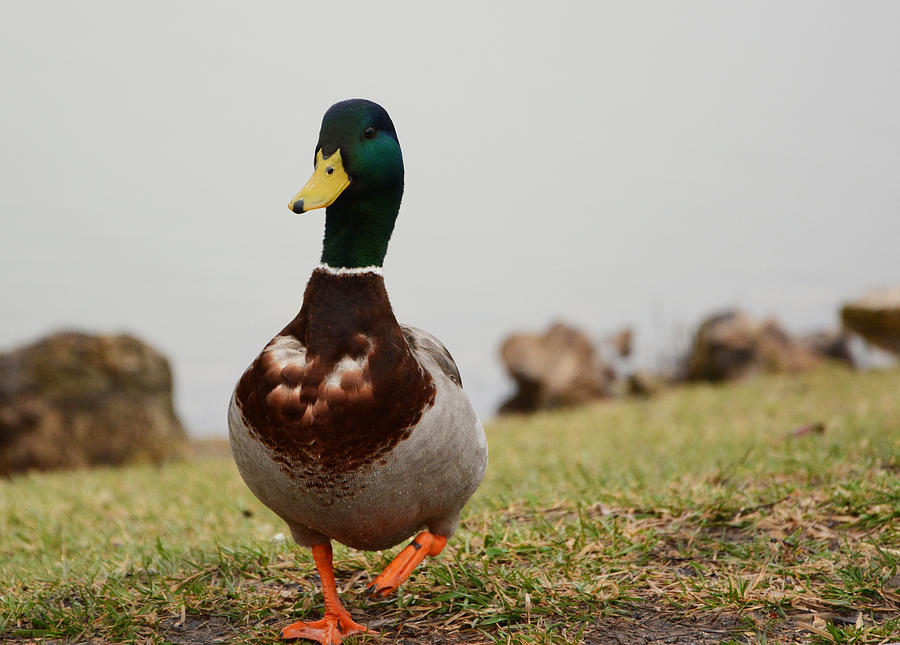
(627, 370), (664, 397)
(607, 328), (633, 358)
(0, 331), (186, 475)
(683, 311), (821, 382)
(841, 286), (900, 356)
(499, 322), (615, 413)
(798, 330), (855, 366)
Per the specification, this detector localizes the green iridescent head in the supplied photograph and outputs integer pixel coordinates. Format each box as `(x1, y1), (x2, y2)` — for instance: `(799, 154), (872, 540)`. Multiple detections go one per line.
(289, 99), (405, 269)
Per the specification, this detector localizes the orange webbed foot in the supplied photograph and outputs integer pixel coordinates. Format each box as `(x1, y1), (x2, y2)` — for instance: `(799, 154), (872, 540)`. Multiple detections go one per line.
(281, 608), (368, 644)
(367, 531), (447, 598)
(284, 542), (371, 644)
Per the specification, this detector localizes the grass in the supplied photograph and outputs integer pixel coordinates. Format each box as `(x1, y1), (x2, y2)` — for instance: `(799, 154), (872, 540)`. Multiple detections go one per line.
(1, 365), (899, 644)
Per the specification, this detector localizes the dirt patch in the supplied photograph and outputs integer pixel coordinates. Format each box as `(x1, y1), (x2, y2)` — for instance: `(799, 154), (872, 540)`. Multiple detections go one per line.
(588, 606), (745, 644)
(585, 604), (815, 645)
(160, 614), (239, 645)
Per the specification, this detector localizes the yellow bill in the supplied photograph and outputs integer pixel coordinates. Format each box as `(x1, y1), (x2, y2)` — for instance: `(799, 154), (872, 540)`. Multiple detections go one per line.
(289, 149), (351, 213)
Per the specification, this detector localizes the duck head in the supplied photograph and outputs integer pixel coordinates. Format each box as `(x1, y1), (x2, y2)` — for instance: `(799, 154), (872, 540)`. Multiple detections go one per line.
(289, 99), (404, 269)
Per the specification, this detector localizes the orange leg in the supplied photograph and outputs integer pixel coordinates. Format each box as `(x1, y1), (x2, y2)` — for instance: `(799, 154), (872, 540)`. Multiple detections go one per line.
(282, 542), (369, 644)
(366, 531), (447, 598)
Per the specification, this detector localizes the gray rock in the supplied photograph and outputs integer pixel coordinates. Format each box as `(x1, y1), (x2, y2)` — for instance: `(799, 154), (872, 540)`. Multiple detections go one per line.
(841, 286), (900, 356)
(798, 330), (855, 366)
(0, 331), (186, 475)
(607, 327), (633, 358)
(627, 370), (665, 397)
(683, 311), (821, 382)
(499, 322), (615, 413)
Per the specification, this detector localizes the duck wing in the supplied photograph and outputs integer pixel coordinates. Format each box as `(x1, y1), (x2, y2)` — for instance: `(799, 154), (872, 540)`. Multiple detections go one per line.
(401, 325), (462, 387)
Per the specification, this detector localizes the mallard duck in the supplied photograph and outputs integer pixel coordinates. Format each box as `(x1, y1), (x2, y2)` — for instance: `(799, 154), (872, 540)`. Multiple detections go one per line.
(228, 99), (488, 645)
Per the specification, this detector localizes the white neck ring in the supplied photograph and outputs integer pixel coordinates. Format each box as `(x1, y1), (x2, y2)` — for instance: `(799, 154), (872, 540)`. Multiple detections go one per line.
(316, 263), (383, 276)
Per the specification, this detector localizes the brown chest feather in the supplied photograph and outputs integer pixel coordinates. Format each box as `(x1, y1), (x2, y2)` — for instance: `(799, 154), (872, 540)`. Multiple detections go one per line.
(235, 270), (435, 495)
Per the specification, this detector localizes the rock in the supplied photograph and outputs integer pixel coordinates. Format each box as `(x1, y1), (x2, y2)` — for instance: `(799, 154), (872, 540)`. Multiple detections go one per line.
(607, 328), (634, 358)
(798, 330), (855, 366)
(841, 286), (900, 356)
(683, 311), (821, 382)
(0, 331), (186, 475)
(627, 370), (664, 397)
(499, 322), (615, 413)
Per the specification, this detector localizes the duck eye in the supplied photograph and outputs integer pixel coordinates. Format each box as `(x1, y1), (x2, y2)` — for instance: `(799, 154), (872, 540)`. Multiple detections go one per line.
(363, 126), (376, 140)
(325, 167), (334, 175)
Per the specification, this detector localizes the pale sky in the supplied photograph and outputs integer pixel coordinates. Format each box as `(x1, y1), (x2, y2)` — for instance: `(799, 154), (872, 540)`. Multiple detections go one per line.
(2, 2), (899, 434)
